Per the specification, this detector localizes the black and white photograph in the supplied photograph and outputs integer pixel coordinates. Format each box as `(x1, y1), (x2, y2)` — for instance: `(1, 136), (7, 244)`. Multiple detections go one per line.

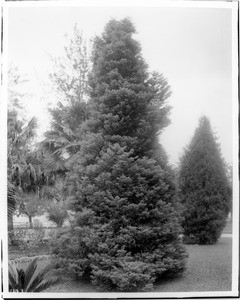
(0, 0), (238, 298)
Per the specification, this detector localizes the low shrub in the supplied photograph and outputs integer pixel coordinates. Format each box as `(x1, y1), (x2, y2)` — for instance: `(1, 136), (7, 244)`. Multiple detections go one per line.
(32, 219), (43, 229)
(26, 228), (45, 249)
(10, 255), (51, 265)
(46, 201), (68, 228)
(8, 227), (45, 253)
(8, 228), (28, 250)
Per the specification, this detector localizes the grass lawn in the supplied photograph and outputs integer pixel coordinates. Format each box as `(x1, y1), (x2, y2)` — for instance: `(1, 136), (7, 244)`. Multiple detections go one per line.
(222, 220), (232, 234)
(154, 236), (232, 292)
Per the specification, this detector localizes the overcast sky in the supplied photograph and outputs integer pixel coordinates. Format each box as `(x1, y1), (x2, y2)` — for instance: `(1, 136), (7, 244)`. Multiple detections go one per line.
(6, 1), (236, 166)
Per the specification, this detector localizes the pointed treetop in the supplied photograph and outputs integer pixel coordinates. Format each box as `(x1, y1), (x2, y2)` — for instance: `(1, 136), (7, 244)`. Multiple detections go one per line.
(103, 18), (136, 40)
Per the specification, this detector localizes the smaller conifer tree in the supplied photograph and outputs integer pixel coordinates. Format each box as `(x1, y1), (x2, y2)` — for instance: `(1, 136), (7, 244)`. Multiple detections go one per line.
(178, 116), (231, 244)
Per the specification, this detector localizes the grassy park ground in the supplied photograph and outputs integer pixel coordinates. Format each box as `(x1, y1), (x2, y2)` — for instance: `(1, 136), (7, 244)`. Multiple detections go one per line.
(9, 221), (232, 293)
(154, 236), (232, 292)
(222, 219), (232, 234)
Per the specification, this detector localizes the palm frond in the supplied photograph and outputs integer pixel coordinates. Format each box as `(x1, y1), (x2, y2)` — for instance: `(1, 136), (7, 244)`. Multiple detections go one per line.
(46, 154), (66, 172)
(61, 125), (74, 138)
(7, 184), (16, 221)
(21, 117), (38, 141)
(26, 264), (53, 292)
(10, 164), (23, 184)
(17, 269), (25, 290)
(51, 141), (82, 156)
(24, 258), (38, 290)
(32, 276), (62, 292)
(8, 264), (18, 290)
(9, 259), (61, 292)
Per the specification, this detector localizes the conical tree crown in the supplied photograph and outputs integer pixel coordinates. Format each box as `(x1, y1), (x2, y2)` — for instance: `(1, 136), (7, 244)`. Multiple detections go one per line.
(179, 116), (231, 244)
(88, 18), (171, 156)
(90, 18), (146, 86)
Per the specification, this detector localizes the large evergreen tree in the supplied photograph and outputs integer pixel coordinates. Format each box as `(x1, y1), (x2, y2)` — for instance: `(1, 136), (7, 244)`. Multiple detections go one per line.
(178, 116), (231, 244)
(52, 18), (187, 292)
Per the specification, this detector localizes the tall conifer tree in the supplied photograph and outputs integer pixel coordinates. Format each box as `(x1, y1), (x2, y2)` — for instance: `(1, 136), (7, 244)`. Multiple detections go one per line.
(53, 18), (187, 291)
(178, 116), (231, 244)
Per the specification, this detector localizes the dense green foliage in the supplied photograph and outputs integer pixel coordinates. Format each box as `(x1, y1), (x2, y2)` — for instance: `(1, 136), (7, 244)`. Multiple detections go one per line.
(52, 18), (187, 292)
(178, 116), (231, 244)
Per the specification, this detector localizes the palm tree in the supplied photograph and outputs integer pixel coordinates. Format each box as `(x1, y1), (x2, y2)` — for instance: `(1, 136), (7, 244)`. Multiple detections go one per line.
(10, 158), (49, 229)
(8, 112), (50, 230)
(8, 111), (38, 169)
(8, 112), (38, 232)
(7, 67), (42, 232)
(40, 101), (88, 173)
(9, 258), (61, 292)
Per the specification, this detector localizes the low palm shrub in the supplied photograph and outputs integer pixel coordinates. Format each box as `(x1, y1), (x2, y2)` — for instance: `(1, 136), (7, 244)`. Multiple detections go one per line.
(9, 257), (61, 292)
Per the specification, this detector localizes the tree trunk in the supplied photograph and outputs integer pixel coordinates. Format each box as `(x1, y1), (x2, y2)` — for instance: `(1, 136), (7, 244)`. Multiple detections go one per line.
(57, 221), (63, 228)
(8, 214), (15, 244)
(29, 215), (33, 229)
(8, 214), (14, 231)
(7, 184), (16, 244)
